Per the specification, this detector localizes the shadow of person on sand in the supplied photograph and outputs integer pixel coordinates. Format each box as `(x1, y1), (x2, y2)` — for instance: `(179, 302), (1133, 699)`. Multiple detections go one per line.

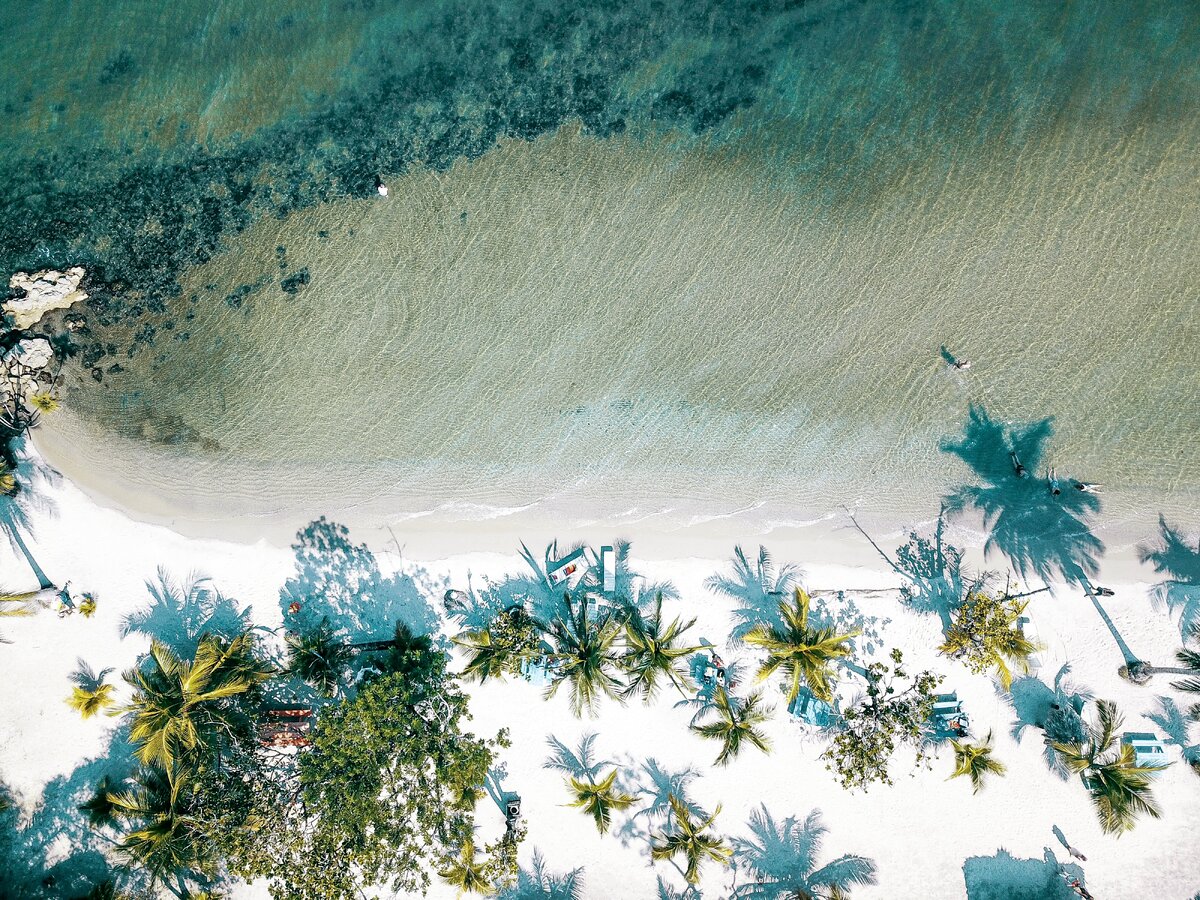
(121, 567), (253, 656)
(278, 518), (440, 644)
(941, 404), (1103, 590)
(1139, 515), (1200, 637)
(962, 848), (1082, 899)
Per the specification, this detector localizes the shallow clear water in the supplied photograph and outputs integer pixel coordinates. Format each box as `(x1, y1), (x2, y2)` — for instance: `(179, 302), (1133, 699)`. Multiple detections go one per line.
(10, 0), (1200, 547)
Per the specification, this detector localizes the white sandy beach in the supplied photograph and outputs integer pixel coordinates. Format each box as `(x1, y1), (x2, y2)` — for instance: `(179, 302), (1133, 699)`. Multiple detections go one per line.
(2, 449), (1199, 899)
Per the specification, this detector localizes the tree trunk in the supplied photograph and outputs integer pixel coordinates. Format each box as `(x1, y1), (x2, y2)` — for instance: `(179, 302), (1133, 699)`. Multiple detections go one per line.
(2, 521), (53, 590)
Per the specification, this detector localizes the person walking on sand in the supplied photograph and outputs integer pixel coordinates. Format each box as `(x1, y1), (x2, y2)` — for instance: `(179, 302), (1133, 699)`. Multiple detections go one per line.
(1086, 586), (1115, 597)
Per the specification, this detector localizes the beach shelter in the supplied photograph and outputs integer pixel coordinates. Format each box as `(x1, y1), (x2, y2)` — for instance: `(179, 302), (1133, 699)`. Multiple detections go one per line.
(1122, 732), (1169, 768)
(787, 687), (837, 727)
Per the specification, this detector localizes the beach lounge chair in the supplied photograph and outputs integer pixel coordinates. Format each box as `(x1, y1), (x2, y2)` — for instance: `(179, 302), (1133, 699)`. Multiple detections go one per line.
(787, 687), (836, 727)
(547, 547), (593, 590)
(1017, 615), (1044, 673)
(1122, 732), (1169, 768)
(930, 692), (970, 737)
(601, 545), (616, 594)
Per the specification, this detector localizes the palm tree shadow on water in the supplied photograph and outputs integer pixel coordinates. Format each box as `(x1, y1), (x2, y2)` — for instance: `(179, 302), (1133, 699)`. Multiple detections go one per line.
(941, 405), (1148, 669)
(278, 518), (441, 644)
(962, 848), (1082, 900)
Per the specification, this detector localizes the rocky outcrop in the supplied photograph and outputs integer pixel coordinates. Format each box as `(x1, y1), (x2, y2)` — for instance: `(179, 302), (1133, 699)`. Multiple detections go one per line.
(5, 267), (88, 330)
(1, 338), (56, 404)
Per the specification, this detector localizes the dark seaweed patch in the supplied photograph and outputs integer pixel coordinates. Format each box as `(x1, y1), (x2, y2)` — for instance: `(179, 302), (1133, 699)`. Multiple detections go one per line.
(280, 268), (310, 294)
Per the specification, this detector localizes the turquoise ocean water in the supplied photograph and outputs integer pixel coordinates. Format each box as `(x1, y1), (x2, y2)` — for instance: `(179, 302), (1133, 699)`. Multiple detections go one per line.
(3, 0), (1198, 551)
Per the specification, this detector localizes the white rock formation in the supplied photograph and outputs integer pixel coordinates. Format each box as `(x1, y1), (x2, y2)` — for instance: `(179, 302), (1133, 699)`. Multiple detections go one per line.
(5, 267), (88, 330)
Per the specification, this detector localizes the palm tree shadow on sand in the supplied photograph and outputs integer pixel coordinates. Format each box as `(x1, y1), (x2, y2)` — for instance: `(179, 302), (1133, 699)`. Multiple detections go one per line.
(1139, 515), (1200, 638)
(121, 568), (253, 656)
(1, 728), (136, 897)
(0, 436), (60, 590)
(962, 848), (1082, 900)
(278, 518), (441, 644)
(1002, 663), (1094, 779)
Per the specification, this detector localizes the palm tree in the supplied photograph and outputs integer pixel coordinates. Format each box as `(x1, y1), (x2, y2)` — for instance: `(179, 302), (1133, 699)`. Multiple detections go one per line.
(948, 730), (1006, 793)
(455, 606), (545, 683)
(67, 659), (117, 719)
(565, 769), (638, 835)
(1052, 699), (1166, 834)
(0, 588), (36, 644)
(650, 795), (732, 885)
(104, 764), (215, 897)
(543, 732), (613, 781)
(743, 589), (857, 705)
(79, 775), (123, 827)
(285, 618), (350, 697)
(622, 593), (701, 702)
(438, 838), (493, 895)
(123, 632), (273, 770)
(0, 461), (15, 495)
(499, 848), (584, 900)
(732, 804), (877, 899)
(690, 688), (772, 766)
(706, 546), (800, 642)
(544, 593), (624, 718)
(1174, 623), (1200, 719)
(1138, 515), (1200, 637)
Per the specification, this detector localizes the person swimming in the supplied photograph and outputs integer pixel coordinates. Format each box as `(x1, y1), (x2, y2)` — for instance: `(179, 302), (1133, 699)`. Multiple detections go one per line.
(1010, 451), (1027, 478)
(939, 345), (971, 371)
(1048, 468), (1062, 496)
(1075, 482), (1102, 494)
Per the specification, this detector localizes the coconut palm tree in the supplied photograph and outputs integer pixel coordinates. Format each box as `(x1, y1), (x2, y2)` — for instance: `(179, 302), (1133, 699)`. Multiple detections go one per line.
(438, 838), (493, 895)
(948, 730), (1006, 793)
(621, 593), (701, 703)
(123, 632), (273, 770)
(0, 588), (36, 644)
(1174, 624), (1200, 720)
(104, 764), (216, 898)
(565, 769), (638, 835)
(285, 618), (351, 697)
(732, 804), (877, 899)
(705, 546), (800, 642)
(79, 775), (123, 827)
(498, 848), (584, 900)
(691, 688), (772, 766)
(650, 795), (732, 885)
(1139, 515), (1200, 637)
(544, 593), (624, 718)
(1052, 699), (1166, 834)
(743, 589), (857, 705)
(67, 659), (117, 719)
(455, 606), (545, 683)
(0, 461), (15, 495)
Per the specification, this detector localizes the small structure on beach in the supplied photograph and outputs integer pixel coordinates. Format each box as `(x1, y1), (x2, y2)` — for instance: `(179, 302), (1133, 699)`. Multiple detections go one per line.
(1122, 732), (1169, 768)
(600, 545), (616, 594)
(260, 706), (314, 749)
(788, 687), (837, 727)
(931, 692), (971, 738)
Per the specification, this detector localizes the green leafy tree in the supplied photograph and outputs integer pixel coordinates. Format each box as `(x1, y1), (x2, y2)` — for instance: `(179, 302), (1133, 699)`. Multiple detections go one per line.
(285, 618), (351, 697)
(822, 649), (942, 791)
(939, 590), (1042, 689)
(67, 659), (117, 719)
(732, 804), (877, 899)
(565, 770), (638, 835)
(690, 688), (772, 766)
(948, 731), (1006, 793)
(123, 632), (273, 770)
(650, 795), (732, 885)
(545, 593), (624, 718)
(455, 606), (545, 683)
(743, 589), (857, 704)
(1052, 699), (1167, 834)
(203, 659), (511, 899)
(621, 592), (700, 702)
